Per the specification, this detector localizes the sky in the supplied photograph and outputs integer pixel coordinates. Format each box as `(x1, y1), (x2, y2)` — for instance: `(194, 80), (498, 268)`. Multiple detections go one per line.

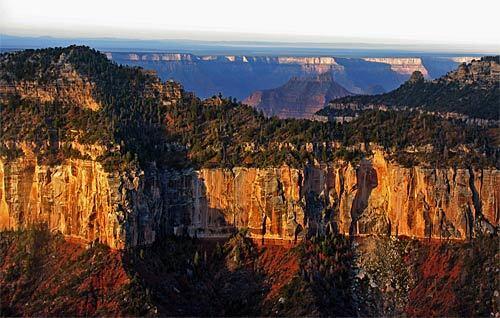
(1, 0), (499, 51)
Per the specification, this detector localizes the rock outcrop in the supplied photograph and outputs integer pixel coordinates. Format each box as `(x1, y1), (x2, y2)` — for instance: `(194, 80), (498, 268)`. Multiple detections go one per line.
(243, 73), (352, 119)
(1, 148), (497, 248)
(363, 57), (429, 77)
(0, 53), (102, 111)
(446, 56), (500, 85)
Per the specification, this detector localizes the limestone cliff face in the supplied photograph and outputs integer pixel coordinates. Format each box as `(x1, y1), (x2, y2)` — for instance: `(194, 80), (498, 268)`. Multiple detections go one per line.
(190, 167), (305, 239)
(363, 58), (429, 77)
(192, 151), (498, 240)
(0, 154), (197, 249)
(115, 54), (340, 67)
(0, 157), (119, 246)
(275, 57), (344, 74)
(340, 151), (498, 238)
(1, 149), (498, 248)
(115, 53), (345, 74)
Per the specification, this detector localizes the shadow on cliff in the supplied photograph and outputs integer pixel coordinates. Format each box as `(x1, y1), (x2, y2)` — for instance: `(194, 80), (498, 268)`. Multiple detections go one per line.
(349, 159), (384, 236)
(259, 231), (359, 316)
(121, 166), (362, 316)
(119, 172), (280, 316)
(181, 174), (239, 239)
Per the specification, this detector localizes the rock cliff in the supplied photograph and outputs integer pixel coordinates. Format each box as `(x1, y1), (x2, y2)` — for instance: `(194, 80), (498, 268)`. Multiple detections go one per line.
(446, 56), (500, 85)
(192, 149), (498, 240)
(0, 155), (120, 246)
(363, 57), (429, 77)
(243, 73), (352, 119)
(1, 148), (497, 248)
(0, 153), (195, 249)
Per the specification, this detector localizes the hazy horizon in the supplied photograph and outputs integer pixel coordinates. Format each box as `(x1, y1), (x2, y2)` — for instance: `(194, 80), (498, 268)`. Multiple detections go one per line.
(1, 34), (497, 57)
(1, 0), (499, 53)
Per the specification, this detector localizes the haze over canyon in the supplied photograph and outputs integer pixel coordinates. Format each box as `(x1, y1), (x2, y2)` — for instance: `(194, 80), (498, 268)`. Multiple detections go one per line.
(106, 52), (474, 118)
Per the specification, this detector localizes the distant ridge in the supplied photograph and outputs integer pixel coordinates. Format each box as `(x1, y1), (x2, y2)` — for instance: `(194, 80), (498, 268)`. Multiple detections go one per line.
(319, 56), (500, 120)
(244, 72), (352, 119)
(1, 34), (498, 55)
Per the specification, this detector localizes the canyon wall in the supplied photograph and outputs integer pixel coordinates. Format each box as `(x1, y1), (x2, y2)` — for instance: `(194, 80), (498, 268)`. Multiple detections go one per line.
(109, 53), (452, 99)
(362, 57), (429, 77)
(112, 53), (426, 77)
(0, 156), (120, 246)
(0, 154), (196, 249)
(1, 149), (498, 248)
(193, 150), (498, 240)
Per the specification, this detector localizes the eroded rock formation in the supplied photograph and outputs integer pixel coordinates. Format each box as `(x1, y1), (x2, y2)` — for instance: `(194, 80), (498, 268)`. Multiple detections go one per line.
(363, 57), (429, 77)
(446, 57), (500, 85)
(0, 55), (102, 111)
(109, 52), (458, 99)
(243, 73), (352, 119)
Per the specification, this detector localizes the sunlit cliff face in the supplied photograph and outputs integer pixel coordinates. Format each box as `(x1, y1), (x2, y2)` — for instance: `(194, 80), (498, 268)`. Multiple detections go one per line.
(1, 147), (497, 249)
(362, 57), (429, 77)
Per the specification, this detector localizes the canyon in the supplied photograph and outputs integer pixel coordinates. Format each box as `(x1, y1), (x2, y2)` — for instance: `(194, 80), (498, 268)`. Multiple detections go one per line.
(0, 47), (498, 250)
(107, 53), (472, 119)
(0, 46), (498, 317)
(107, 52), (466, 99)
(321, 56), (500, 121)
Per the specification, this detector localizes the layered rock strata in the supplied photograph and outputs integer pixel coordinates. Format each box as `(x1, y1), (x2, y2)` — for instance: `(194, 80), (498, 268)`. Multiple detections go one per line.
(362, 58), (429, 77)
(108, 52), (441, 99)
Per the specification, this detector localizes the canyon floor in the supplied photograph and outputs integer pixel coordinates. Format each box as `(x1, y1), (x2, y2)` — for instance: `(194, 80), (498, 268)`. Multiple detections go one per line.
(1, 227), (498, 317)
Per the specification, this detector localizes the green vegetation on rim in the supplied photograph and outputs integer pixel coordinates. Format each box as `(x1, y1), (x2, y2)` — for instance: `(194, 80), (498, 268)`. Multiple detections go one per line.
(320, 56), (500, 120)
(1, 46), (498, 171)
